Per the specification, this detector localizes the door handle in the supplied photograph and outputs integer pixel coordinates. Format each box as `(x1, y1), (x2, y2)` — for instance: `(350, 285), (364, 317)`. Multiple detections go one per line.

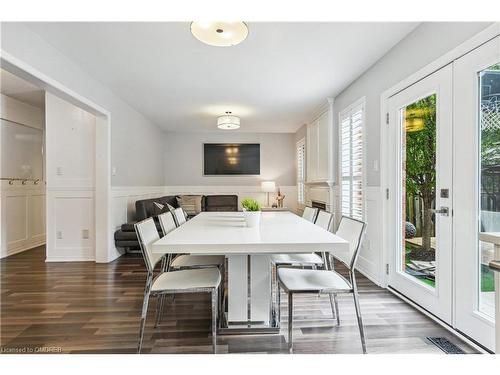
(431, 206), (449, 216)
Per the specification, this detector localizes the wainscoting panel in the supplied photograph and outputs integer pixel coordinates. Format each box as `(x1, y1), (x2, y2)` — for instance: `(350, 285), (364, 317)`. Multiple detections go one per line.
(357, 186), (384, 285)
(46, 189), (95, 261)
(0, 182), (46, 258)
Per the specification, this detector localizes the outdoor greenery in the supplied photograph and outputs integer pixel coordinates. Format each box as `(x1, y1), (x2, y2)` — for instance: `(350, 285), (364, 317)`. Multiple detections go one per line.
(480, 64), (500, 206)
(405, 94), (437, 252)
(241, 198), (261, 212)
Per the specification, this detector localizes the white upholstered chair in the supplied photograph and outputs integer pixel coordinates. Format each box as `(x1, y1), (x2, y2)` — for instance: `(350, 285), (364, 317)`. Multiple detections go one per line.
(135, 218), (221, 353)
(157, 212), (225, 325)
(302, 206), (318, 222)
(277, 216), (367, 353)
(315, 210), (333, 231)
(157, 212), (225, 270)
(270, 210), (334, 270)
(270, 207), (326, 269)
(172, 207), (187, 226)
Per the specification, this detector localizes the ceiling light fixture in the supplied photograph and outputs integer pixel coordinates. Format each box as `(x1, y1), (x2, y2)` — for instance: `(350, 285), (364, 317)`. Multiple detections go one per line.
(217, 112), (240, 130)
(191, 22), (248, 47)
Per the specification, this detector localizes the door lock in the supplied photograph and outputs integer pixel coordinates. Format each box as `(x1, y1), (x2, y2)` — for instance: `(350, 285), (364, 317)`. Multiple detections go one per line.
(431, 206), (449, 216)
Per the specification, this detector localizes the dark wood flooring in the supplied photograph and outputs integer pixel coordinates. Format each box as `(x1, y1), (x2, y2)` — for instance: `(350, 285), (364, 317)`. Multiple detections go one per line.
(0, 246), (477, 354)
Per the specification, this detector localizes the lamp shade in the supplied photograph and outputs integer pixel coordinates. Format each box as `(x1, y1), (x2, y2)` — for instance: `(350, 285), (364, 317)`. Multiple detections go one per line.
(261, 181), (276, 193)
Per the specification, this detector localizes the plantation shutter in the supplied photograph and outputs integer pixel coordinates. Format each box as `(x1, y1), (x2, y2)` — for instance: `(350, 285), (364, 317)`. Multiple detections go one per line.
(296, 138), (306, 205)
(340, 103), (364, 220)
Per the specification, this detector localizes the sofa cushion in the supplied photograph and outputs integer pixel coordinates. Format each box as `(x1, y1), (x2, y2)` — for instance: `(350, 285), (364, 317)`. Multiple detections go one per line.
(121, 223), (136, 232)
(114, 230), (138, 241)
(204, 195), (238, 212)
(176, 195), (203, 216)
(115, 240), (140, 248)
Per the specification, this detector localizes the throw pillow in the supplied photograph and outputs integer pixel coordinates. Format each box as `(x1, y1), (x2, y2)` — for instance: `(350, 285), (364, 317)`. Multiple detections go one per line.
(176, 195), (202, 216)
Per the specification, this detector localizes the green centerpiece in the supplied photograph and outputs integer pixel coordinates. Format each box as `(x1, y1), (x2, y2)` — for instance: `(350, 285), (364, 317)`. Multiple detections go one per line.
(241, 198), (261, 227)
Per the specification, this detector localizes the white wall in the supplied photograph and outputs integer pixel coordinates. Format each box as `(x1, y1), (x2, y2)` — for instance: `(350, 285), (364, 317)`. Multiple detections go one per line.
(1, 22), (166, 186)
(164, 132), (296, 187)
(45, 92), (96, 261)
(162, 131), (297, 211)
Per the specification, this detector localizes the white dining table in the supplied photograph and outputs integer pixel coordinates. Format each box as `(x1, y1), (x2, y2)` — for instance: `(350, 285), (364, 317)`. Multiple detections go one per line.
(152, 211), (349, 333)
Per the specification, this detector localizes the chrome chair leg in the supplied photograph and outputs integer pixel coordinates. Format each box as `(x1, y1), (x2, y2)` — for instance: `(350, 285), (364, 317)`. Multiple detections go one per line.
(322, 252), (328, 270)
(211, 289), (218, 354)
(154, 294), (166, 328)
(273, 264), (279, 324)
(328, 293), (336, 320)
(288, 292), (293, 352)
(277, 281), (281, 325)
(333, 293), (340, 326)
(351, 274), (366, 354)
(138, 275), (152, 353)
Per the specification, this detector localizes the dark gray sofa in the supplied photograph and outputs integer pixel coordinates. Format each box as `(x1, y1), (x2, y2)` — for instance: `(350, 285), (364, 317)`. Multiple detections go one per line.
(114, 195), (238, 251)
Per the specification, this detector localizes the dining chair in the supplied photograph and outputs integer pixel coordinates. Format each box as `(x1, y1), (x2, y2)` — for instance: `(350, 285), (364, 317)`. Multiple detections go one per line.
(172, 207), (187, 226)
(315, 210), (333, 231)
(277, 216), (367, 353)
(270, 209), (333, 325)
(135, 217), (221, 353)
(302, 206), (319, 222)
(156, 212), (226, 325)
(314, 209), (335, 269)
(270, 208), (327, 269)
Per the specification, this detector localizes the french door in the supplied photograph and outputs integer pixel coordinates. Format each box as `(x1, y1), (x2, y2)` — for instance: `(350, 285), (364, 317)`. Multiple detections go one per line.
(386, 37), (499, 351)
(387, 64), (453, 324)
(454, 36), (499, 351)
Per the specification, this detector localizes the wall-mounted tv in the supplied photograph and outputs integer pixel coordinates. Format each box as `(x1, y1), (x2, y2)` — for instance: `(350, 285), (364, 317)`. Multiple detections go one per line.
(203, 143), (260, 175)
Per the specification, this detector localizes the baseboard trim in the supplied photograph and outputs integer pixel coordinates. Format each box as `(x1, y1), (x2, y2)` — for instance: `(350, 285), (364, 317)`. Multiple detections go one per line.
(1, 239), (46, 259)
(45, 256), (96, 262)
(355, 263), (383, 287)
(387, 286), (492, 354)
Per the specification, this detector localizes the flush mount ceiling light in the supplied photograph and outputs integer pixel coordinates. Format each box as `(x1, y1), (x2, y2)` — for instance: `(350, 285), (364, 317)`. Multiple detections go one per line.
(191, 22), (248, 47)
(217, 112), (240, 130)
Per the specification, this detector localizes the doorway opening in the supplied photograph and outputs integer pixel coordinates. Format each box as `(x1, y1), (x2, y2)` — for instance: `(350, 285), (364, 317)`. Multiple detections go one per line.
(1, 55), (111, 263)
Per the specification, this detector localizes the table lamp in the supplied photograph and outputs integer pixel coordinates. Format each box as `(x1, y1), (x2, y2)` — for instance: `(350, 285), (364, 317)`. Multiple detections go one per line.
(261, 181), (276, 207)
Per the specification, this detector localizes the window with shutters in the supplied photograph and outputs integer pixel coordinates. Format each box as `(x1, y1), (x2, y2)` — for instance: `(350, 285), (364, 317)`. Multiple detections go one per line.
(296, 138), (306, 205)
(340, 99), (365, 220)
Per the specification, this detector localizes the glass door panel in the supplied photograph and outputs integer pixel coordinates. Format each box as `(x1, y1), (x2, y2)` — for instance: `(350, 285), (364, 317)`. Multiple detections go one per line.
(479, 63), (500, 318)
(400, 94), (437, 288)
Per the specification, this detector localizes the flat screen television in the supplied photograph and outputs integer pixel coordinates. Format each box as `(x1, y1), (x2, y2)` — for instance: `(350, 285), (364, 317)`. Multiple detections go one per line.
(203, 143), (260, 175)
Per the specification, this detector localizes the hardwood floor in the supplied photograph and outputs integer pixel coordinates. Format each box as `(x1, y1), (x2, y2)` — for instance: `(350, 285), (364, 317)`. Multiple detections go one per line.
(1, 246), (477, 354)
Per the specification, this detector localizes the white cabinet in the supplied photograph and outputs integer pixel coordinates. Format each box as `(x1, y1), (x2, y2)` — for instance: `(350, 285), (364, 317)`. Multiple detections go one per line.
(306, 101), (333, 183)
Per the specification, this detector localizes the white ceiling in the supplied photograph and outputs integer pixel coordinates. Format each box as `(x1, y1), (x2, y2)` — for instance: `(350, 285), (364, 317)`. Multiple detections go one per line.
(25, 22), (419, 133)
(0, 68), (45, 108)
